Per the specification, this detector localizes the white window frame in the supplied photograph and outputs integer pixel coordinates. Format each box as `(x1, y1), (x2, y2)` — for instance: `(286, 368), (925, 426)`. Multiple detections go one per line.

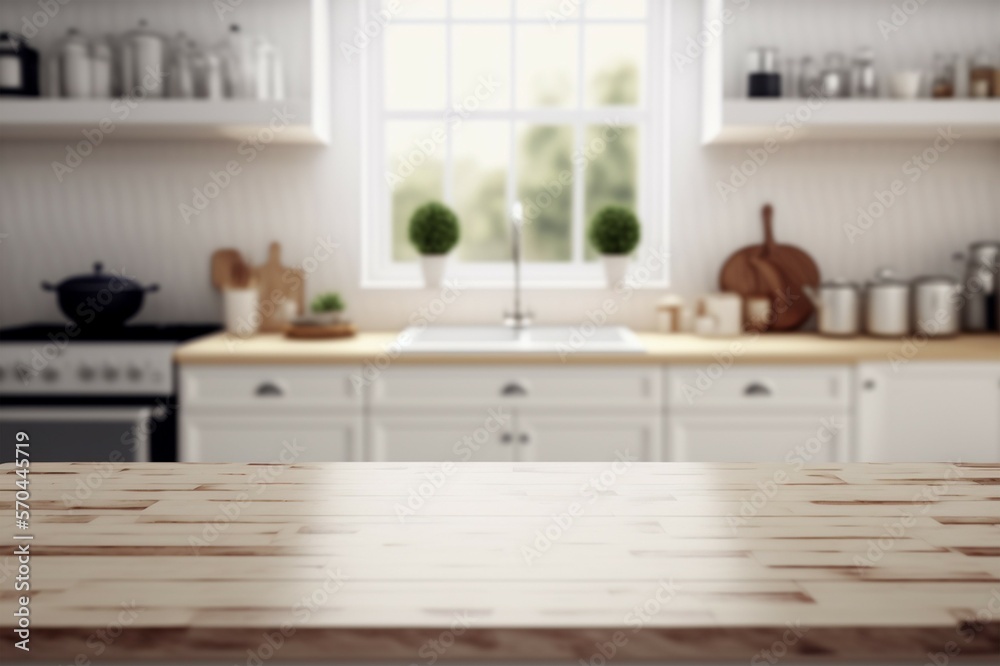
(361, 0), (669, 289)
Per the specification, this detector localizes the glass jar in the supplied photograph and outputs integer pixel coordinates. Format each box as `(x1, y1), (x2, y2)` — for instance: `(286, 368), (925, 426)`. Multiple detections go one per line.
(851, 48), (877, 98)
(798, 56), (818, 97)
(931, 53), (956, 99)
(969, 51), (995, 99)
(820, 52), (848, 98)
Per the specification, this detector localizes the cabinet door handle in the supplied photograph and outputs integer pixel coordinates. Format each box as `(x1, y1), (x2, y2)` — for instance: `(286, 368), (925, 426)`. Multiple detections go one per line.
(254, 381), (284, 397)
(518, 432), (531, 445)
(501, 382), (528, 397)
(500, 432), (513, 445)
(863, 379), (876, 391)
(743, 382), (771, 397)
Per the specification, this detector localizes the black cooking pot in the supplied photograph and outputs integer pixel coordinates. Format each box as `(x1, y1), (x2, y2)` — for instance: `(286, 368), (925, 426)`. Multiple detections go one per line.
(42, 263), (159, 329)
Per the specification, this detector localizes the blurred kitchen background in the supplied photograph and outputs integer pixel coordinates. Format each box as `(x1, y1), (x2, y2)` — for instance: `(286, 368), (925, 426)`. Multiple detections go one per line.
(0, 0), (997, 329)
(0, 0), (998, 467)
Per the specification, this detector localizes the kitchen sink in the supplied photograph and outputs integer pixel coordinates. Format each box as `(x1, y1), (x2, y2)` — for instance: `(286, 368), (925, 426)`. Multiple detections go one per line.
(396, 326), (645, 354)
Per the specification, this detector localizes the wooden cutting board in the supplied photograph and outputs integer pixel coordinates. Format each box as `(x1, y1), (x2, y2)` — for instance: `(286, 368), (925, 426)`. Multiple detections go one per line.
(285, 323), (357, 340)
(719, 204), (820, 331)
(255, 242), (305, 332)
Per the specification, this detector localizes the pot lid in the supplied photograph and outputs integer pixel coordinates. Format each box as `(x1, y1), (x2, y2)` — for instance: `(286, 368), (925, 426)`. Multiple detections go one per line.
(868, 267), (908, 287)
(55, 263), (142, 290)
(913, 274), (959, 286)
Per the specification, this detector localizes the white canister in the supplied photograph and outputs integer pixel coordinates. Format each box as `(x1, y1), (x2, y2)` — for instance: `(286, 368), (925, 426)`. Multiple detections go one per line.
(125, 20), (165, 97)
(223, 288), (260, 337)
(806, 281), (861, 337)
(913, 276), (962, 338)
(865, 269), (910, 337)
(699, 293), (743, 336)
(58, 29), (91, 98)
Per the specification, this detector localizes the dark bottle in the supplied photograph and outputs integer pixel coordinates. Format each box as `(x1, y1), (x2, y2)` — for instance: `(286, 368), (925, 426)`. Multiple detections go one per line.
(0, 32), (40, 96)
(747, 47), (781, 98)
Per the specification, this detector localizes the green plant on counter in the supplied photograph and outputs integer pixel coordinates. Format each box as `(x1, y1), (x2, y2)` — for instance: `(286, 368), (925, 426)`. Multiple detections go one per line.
(408, 201), (460, 255)
(588, 206), (641, 255)
(311, 292), (345, 313)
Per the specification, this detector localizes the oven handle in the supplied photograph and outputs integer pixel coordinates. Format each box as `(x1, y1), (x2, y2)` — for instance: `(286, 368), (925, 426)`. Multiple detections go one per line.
(0, 407), (153, 462)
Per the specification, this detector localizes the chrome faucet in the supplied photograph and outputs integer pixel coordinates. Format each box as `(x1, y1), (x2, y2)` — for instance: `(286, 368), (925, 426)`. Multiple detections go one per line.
(503, 203), (533, 329)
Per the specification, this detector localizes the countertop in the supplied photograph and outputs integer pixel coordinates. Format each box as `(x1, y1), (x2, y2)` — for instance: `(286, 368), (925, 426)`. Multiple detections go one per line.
(2, 462), (999, 662)
(174, 331), (1000, 365)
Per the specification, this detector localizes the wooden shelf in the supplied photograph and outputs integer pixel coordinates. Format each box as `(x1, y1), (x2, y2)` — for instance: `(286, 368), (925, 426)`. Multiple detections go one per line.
(0, 99), (326, 143)
(703, 99), (1000, 144)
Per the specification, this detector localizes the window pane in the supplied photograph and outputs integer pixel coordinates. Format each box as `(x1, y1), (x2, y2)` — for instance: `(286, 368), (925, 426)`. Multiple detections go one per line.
(585, 25), (644, 106)
(515, 25), (578, 109)
(387, 122), (446, 261)
(584, 124), (639, 259)
(385, 0), (447, 19)
(516, 0), (580, 20)
(586, 0), (645, 19)
(517, 124), (573, 262)
(452, 26), (510, 111)
(453, 0), (510, 19)
(453, 122), (510, 262)
(385, 26), (446, 109)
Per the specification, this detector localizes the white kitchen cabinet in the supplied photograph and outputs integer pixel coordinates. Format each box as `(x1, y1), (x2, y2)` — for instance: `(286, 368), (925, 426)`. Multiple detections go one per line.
(668, 414), (847, 463)
(368, 413), (513, 462)
(517, 414), (660, 462)
(664, 365), (853, 462)
(179, 364), (363, 462)
(369, 365), (660, 412)
(857, 362), (1000, 462)
(368, 365), (662, 462)
(181, 365), (360, 410)
(181, 414), (361, 463)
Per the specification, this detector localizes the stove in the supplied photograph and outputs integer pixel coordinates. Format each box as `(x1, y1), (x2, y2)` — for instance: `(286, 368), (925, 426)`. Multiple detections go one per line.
(0, 323), (218, 462)
(0, 324), (217, 394)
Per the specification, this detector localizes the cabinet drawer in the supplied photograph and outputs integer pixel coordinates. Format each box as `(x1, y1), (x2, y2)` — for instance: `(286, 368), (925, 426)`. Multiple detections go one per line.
(182, 414), (361, 462)
(370, 365), (660, 410)
(181, 366), (360, 410)
(665, 365), (851, 410)
(668, 414), (849, 463)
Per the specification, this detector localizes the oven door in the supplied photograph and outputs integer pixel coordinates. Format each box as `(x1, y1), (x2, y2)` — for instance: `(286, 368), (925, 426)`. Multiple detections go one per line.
(0, 406), (153, 463)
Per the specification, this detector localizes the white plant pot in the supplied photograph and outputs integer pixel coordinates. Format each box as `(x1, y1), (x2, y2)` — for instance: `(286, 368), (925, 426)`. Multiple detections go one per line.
(601, 255), (630, 287)
(420, 254), (449, 288)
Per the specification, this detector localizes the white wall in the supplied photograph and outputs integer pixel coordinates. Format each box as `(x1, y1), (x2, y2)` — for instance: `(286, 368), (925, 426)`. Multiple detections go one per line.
(1, 0), (998, 331)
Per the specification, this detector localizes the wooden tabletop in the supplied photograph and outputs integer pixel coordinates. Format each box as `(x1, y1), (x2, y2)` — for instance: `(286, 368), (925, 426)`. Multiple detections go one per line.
(174, 331), (1000, 365)
(2, 462), (999, 662)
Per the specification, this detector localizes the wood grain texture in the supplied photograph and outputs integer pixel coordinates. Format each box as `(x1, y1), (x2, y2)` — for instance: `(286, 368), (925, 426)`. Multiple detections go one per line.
(173, 332), (1000, 366)
(1, 463), (999, 662)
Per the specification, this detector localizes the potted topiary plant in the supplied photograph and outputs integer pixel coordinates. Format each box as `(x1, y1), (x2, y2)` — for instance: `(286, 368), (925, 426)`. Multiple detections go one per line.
(409, 201), (460, 288)
(309, 292), (345, 325)
(588, 205), (641, 287)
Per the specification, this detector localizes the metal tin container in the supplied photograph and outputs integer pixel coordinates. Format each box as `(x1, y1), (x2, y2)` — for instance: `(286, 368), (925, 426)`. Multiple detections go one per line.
(913, 276), (962, 338)
(805, 280), (860, 337)
(865, 269), (910, 337)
